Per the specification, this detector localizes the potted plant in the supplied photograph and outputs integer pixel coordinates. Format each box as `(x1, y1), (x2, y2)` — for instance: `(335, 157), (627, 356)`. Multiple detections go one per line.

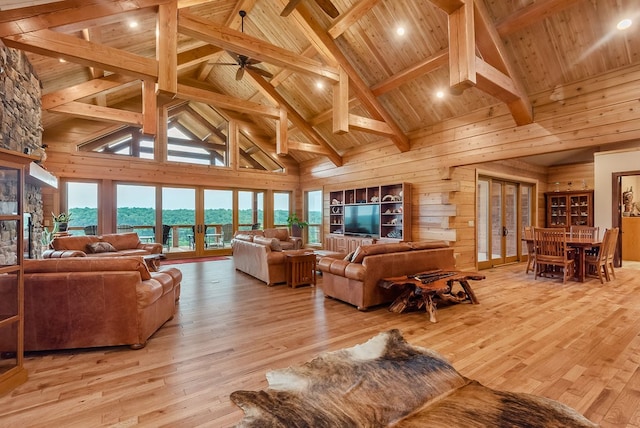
(287, 212), (308, 238)
(40, 223), (59, 249)
(52, 212), (72, 232)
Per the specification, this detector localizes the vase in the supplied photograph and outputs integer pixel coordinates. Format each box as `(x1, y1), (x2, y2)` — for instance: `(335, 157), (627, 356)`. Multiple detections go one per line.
(56, 222), (68, 232)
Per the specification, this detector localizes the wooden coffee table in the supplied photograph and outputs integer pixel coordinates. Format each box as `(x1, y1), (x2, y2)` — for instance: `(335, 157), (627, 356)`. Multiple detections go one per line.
(379, 270), (484, 323)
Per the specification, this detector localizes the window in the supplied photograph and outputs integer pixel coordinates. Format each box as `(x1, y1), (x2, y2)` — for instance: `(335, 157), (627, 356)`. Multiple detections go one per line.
(116, 184), (155, 240)
(67, 182), (98, 235)
(238, 190), (264, 230)
(306, 190), (322, 245)
(274, 192), (290, 228)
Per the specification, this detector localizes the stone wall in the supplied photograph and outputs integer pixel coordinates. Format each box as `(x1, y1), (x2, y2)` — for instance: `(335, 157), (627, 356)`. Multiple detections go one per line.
(0, 43), (44, 258)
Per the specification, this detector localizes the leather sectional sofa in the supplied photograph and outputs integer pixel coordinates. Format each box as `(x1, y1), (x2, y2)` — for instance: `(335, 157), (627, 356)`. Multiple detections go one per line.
(318, 241), (455, 310)
(0, 257), (181, 352)
(231, 231), (307, 286)
(43, 232), (163, 258)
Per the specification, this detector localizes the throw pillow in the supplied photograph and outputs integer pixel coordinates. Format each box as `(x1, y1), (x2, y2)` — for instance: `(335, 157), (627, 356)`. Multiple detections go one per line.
(254, 236), (282, 251)
(344, 251), (355, 262)
(86, 242), (117, 254)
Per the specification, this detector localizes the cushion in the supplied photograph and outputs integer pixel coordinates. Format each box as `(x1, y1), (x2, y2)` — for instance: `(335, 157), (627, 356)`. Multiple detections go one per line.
(51, 235), (100, 251)
(234, 234), (254, 242)
(344, 251), (355, 261)
(264, 228), (289, 242)
(254, 236), (282, 251)
(351, 243), (412, 264)
(409, 241), (449, 250)
(100, 232), (141, 251)
(86, 242), (117, 254)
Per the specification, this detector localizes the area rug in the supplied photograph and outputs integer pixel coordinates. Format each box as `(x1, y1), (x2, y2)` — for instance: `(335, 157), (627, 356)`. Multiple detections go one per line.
(161, 256), (229, 265)
(230, 329), (596, 427)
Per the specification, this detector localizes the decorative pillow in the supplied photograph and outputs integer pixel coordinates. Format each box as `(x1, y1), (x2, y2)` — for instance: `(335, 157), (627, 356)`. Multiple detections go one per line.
(86, 242), (117, 254)
(344, 251), (355, 262)
(234, 234), (254, 242)
(264, 228), (289, 241)
(254, 236), (282, 251)
(351, 243), (412, 264)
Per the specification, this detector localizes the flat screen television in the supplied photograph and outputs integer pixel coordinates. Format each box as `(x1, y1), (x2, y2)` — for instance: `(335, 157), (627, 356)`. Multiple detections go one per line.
(344, 204), (380, 237)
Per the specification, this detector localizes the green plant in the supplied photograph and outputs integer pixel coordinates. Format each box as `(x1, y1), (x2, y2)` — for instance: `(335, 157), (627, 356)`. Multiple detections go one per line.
(52, 212), (72, 223)
(40, 223), (59, 248)
(286, 212), (308, 229)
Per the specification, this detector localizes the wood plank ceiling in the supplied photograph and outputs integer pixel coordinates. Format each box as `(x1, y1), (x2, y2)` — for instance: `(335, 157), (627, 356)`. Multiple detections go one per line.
(0, 0), (638, 166)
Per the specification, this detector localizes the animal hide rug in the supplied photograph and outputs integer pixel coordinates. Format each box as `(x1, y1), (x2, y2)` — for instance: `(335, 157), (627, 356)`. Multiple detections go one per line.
(230, 329), (596, 427)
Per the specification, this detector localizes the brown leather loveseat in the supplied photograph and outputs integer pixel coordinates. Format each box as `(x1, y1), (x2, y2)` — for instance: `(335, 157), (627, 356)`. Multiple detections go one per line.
(0, 257), (182, 352)
(318, 241), (454, 310)
(43, 232), (163, 258)
(231, 232), (308, 285)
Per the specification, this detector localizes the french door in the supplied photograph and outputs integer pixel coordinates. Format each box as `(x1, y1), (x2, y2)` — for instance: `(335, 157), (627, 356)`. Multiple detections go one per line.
(477, 177), (533, 269)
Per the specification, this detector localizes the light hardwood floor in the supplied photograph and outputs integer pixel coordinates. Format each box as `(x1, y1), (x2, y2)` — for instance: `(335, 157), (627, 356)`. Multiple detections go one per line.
(1, 259), (640, 427)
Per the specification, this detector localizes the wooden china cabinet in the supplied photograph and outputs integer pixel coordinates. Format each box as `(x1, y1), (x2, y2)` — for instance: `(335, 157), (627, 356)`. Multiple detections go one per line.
(545, 190), (594, 229)
(0, 148), (32, 396)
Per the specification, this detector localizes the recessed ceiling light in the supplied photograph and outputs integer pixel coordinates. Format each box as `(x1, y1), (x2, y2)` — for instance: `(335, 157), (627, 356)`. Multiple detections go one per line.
(316, 81), (324, 89)
(436, 90), (445, 99)
(617, 18), (632, 30)
(129, 21), (139, 29)
(58, 58), (66, 63)
(396, 27), (405, 36)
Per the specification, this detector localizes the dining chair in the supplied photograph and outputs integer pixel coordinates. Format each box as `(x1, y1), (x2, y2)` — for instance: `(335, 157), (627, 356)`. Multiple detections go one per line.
(533, 227), (575, 284)
(604, 227), (619, 281)
(570, 225), (600, 257)
(523, 226), (535, 274)
(585, 228), (616, 284)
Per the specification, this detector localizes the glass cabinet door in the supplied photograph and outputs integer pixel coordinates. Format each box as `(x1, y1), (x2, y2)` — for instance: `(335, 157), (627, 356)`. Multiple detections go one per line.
(0, 159), (28, 396)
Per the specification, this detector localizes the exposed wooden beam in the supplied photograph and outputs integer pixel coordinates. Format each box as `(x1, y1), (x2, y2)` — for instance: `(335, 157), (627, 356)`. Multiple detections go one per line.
(448, 0), (476, 95)
(49, 101), (144, 126)
(176, 82), (281, 119)
(474, 0), (532, 125)
(429, 0), (465, 14)
(287, 139), (331, 155)
(348, 114), (393, 137)
(0, 0), (167, 37)
(371, 49), (449, 96)
(276, 109), (288, 155)
(495, 0), (582, 37)
(178, 11), (339, 81)
(289, 2), (410, 152)
(333, 66), (349, 134)
(177, 45), (222, 70)
(246, 69), (343, 167)
(157, 2), (178, 97)
(142, 79), (157, 135)
(327, 0), (382, 39)
(41, 74), (139, 110)
(2, 28), (157, 80)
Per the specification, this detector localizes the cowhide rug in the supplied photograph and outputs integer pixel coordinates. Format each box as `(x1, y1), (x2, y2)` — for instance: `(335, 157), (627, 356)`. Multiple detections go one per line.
(230, 329), (596, 427)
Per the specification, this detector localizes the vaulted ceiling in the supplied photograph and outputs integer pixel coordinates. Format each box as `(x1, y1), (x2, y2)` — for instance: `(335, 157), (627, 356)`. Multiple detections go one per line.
(1, 0), (638, 167)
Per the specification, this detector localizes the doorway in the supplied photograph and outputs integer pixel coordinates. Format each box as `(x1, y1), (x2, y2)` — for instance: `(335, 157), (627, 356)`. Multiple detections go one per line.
(477, 176), (534, 269)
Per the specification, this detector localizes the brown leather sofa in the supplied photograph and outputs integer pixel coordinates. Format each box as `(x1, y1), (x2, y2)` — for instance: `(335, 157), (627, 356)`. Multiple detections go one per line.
(233, 228), (303, 250)
(0, 257), (182, 352)
(318, 241), (454, 310)
(43, 232), (163, 258)
(231, 233), (308, 286)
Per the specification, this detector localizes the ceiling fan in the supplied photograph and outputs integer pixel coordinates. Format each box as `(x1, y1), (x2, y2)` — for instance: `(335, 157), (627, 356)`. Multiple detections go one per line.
(208, 11), (273, 81)
(281, 0), (339, 19)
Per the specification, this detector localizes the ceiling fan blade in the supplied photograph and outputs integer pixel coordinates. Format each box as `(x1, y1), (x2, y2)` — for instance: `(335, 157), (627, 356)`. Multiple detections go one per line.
(207, 62), (239, 66)
(316, 0), (339, 18)
(280, 0), (303, 17)
(236, 67), (245, 81)
(245, 57), (262, 66)
(247, 65), (273, 79)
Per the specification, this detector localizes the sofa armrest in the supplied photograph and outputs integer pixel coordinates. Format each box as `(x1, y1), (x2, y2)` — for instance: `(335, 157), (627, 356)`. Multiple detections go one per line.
(138, 242), (163, 254)
(42, 249), (87, 258)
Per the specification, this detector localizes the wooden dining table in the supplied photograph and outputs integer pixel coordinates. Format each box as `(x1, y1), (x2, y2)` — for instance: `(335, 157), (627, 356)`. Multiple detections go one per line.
(523, 235), (601, 282)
